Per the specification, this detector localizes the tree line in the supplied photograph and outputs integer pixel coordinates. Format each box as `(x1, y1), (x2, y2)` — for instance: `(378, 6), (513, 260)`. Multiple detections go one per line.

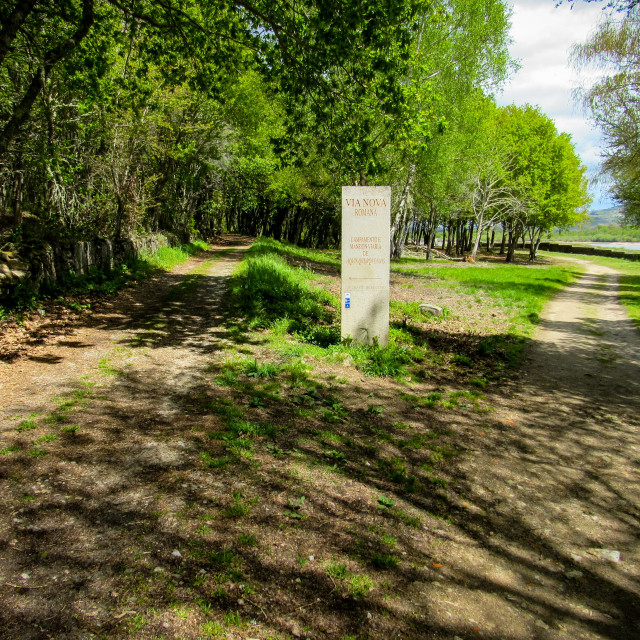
(0, 0), (591, 260)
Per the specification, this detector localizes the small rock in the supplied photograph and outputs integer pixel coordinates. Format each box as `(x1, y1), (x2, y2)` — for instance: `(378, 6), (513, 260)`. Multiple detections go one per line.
(20, 573), (30, 580)
(565, 570), (583, 579)
(153, 566), (165, 573)
(366, 612), (373, 620)
(419, 303), (444, 317)
(588, 548), (621, 563)
(171, 549), (182, 558)
(308, 555), (314, 562)
(535, 619), (550, 630)
(238, 598), (245, 605)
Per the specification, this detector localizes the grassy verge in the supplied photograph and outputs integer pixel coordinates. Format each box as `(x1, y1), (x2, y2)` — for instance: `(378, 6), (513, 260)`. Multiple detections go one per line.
(392, 258), (582, 336)
(228, 239), (582, 382)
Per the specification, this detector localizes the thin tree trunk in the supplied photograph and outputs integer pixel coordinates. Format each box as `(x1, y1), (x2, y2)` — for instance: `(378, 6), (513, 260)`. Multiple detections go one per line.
(506, 222), (522, 263)
(11, 156), (23, 226)
(499, 222), (507, 255)
(470, 212), (484, 260)
(390, 163), (416, 259)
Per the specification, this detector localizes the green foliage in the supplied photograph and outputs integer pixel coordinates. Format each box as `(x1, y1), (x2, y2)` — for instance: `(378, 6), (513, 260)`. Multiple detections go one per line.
(572, 11), (640, 223)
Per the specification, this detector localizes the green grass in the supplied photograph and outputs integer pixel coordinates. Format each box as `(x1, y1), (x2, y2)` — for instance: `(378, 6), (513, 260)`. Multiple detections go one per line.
(231, 241), (336, 329)
(392, 261), (582, 336)
(137, 240), (208, 271)
(248, 236), (340, 268)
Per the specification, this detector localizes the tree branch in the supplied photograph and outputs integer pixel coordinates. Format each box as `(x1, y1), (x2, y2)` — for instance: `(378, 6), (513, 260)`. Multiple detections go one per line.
(0, 0), (38, 68)
(0, 0), (95, 155)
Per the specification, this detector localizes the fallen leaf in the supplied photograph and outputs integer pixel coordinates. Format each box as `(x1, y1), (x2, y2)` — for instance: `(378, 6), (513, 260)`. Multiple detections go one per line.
(432, 562), (443, 569)
(504, 419), (515, 425)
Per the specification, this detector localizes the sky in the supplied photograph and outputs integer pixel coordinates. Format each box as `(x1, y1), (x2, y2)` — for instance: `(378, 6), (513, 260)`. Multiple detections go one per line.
(496, 0), (616, 210)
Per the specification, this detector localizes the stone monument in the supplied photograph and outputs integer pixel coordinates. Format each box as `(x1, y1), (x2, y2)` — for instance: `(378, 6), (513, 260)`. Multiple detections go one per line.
(341, 186), (391, 346)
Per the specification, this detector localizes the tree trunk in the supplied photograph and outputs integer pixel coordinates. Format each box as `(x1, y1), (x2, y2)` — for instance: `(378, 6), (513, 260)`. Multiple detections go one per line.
(0, 0), (37, 68)
(470, 212), (484, 260)
(506, 222), (522, 263)
(466, 219), (475, 253)
(499, 222), (507, 255)
(529, 228), (543, 261)
(390, 163), (416, 259)
(425, 207), (437, 260)
(11, 156), (23, 227)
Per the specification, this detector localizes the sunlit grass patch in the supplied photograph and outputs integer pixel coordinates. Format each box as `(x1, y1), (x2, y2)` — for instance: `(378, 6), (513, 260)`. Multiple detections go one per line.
(392, 260), (582, 335)
(138, 240), (209, 271)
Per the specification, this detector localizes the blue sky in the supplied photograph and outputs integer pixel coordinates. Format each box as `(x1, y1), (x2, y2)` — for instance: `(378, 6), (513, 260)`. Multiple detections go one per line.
(497, 0), (616, 210)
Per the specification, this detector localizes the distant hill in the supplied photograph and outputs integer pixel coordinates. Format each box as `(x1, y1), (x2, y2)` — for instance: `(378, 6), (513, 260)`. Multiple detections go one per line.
(586, 206), (623, 228)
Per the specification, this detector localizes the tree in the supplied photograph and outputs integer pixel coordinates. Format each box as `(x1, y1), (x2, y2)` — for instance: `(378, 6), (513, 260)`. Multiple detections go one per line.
(572, 9), (640, 224)
(498, 104), (590, 260)
(385, 0), (514, 258)
(0, 0), (424, 157)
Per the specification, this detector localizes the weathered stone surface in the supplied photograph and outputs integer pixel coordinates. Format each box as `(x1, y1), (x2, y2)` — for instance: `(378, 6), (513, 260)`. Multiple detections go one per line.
(419, 303), (443, 317)
(341, 186), (391, 346)
(587, 548), (621, 563)
(0, 233), (178, 302)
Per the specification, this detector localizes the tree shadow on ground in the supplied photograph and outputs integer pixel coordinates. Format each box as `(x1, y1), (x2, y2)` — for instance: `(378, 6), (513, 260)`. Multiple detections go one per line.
(1, 243), (639, 639)
(1, 317), (639, 639)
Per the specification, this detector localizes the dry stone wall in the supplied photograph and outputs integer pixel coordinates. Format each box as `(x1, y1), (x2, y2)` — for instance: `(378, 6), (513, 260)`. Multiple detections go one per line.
(0, 234), (177, 302)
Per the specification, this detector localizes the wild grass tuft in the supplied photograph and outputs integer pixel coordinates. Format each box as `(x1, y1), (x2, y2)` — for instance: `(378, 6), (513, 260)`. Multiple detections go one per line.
(231, 242), (335, 328)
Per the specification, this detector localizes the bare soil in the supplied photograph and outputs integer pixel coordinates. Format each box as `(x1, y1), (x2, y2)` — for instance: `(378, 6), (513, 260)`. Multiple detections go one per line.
(0, 241), (638, 640)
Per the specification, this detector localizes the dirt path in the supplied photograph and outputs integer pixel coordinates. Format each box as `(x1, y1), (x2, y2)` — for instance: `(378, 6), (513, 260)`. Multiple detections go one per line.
(441, 260), (640, 639)
(1, 250), (639, 639)
(0, 237), (251, 421)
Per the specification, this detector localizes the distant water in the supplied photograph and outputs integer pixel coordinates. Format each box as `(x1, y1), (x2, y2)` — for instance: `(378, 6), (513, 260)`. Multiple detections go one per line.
(582, 242), (640, 252)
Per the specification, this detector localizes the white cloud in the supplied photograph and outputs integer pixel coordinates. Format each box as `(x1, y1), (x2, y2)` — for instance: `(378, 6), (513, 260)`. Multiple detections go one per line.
(497, 0), (616, 208)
